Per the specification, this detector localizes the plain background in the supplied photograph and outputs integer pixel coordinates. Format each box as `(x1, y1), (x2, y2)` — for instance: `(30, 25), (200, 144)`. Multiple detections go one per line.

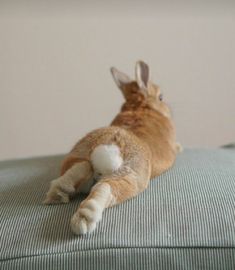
(0, 1), (235, 161)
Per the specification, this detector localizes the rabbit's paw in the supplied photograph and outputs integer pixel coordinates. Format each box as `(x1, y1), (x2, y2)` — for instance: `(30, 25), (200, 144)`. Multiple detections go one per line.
(43, 190), (70, 204)
(43, 178), (75, 204)
(70, 199), (103, 235)
(176, 142), (183, 153)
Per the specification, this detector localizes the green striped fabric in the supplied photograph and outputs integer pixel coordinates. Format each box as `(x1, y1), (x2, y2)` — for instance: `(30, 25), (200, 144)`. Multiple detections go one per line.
(0, 149), (235, 269)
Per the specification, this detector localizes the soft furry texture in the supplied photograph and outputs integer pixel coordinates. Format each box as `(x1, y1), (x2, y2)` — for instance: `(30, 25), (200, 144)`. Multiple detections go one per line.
(71, 183), (113, 234)
(90, 144), (123, 175)
(44, 61), (180, 235)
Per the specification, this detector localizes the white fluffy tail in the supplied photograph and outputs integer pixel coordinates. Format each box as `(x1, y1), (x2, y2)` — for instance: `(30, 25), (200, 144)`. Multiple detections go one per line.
(90, 144), (123, 175)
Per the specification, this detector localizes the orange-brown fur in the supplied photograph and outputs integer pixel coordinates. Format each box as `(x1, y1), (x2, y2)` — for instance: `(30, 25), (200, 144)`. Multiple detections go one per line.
(111, 81), (176, 178)
(44, 61), (180, 235)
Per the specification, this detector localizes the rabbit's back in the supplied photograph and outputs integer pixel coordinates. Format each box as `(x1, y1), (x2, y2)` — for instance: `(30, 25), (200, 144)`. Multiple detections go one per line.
(61, 126), (151, 176)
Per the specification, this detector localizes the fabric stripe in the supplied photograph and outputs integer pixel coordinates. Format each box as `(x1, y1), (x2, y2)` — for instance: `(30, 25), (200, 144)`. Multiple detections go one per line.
(0, 149), (235, 269)
(1, 248), (235, 270)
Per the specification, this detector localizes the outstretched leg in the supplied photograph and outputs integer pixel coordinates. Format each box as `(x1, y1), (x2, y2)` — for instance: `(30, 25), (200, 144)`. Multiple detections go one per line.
(70, 171), (149, 235)
(44, 160), (93, 204)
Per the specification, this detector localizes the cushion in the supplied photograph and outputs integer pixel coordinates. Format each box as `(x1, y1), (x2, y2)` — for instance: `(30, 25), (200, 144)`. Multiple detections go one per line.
(0, 148), (235, 269)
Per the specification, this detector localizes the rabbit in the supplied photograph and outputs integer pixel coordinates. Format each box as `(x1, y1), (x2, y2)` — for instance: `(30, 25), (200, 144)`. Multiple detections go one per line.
(44, 61), (181, 235)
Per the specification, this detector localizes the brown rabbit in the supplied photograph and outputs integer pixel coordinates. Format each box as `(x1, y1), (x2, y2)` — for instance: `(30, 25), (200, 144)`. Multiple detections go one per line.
(44, 61), (181, 235)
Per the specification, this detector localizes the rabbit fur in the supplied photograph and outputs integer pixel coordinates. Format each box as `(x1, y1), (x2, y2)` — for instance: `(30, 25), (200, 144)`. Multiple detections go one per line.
(44, 61), (181, 235)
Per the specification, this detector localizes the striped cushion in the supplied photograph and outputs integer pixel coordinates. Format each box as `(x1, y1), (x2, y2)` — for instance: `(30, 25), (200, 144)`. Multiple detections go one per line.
(0, 149), (235, 269)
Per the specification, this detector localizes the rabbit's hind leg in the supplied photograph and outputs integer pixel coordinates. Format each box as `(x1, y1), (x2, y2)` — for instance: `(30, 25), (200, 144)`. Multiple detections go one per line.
(71, 170), (149, 235)
(43, 160), (94, 205)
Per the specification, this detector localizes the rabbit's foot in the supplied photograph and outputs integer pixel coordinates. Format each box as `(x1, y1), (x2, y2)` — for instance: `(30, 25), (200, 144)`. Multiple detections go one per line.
(176, 142), (183, 153)
(43, 177), (75, 204)
(71, 199), (103, 235)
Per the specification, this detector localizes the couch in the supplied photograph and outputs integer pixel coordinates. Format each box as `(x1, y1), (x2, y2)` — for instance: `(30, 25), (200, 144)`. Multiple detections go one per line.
(0, 148), (235, 269)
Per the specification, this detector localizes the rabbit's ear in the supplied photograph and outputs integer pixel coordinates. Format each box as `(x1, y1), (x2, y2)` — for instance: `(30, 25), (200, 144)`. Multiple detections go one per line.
(110, 67), (132, 89)
(135, 60), (150, 90)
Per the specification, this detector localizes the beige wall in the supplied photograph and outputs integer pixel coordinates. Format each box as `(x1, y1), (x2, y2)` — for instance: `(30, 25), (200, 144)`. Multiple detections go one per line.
(1, 2), (235, 161)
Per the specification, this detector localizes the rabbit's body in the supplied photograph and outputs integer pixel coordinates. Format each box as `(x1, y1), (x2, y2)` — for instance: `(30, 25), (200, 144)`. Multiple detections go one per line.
(61, 126), (151, 202)
(62, 126), (150, 179)
(111, 103), (177, 178)
(44, 61), (180, 235)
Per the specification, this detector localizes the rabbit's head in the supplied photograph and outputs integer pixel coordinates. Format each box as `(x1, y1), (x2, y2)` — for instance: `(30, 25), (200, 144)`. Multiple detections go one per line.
(111, 61), (171, 118)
